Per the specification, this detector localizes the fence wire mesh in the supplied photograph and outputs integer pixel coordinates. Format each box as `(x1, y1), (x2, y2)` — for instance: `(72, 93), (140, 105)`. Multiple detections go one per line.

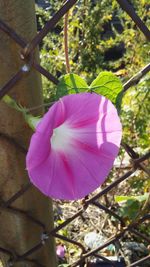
(0, 0), (150, 267)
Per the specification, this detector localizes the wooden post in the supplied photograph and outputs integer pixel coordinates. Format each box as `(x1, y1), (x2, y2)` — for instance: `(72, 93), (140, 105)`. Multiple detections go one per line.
(0, 1), (57, 266)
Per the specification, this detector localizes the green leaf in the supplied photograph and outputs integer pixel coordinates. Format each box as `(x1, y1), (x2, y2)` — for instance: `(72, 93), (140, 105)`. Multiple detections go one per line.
(56, 219), (65, 225)
(119, 199), (140, 220)
(90, 71), (123, 108)
(56, 72), (123, 111)
(56, 73), (88, 98)
(59, 228), (68, 237)
(114, 193), (149, 203)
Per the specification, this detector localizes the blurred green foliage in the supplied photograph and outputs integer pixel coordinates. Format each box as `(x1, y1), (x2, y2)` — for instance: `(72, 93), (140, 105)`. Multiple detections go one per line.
(36, 0), (150, 147)
(35, 0), (150, 229)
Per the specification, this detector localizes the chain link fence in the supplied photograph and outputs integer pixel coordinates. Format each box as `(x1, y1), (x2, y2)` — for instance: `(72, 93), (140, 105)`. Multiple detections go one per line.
(0, 0), (150, 266)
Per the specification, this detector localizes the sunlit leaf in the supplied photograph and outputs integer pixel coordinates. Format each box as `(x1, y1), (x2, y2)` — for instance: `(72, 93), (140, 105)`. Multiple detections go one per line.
(114, 193), (149, 203)
(56, 73), (88, 98)
(90, 71), (123, 109)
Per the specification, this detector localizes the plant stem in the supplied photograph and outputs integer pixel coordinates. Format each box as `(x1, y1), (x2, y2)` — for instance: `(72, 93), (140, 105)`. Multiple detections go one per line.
(64, 11), (70, 73)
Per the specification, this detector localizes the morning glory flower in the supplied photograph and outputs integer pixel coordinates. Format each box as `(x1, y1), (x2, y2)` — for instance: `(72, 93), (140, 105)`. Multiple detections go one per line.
(26, 93), (122, 200)
(56, 245), (65, 258)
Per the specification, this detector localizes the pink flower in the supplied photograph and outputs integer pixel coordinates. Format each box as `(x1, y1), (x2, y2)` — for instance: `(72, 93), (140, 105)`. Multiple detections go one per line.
(26, 93), (122, 200)
(56, 245), (65, 258)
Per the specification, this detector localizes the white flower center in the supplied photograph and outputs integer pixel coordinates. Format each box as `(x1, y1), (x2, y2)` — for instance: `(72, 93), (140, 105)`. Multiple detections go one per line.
(51, 123), (76, 152)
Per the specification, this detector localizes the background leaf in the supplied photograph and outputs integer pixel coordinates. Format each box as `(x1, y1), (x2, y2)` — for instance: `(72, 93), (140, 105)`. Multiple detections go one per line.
(90, 71), (123, 108)
(119, 199), (140, 220)
(114, 193), (149, 203)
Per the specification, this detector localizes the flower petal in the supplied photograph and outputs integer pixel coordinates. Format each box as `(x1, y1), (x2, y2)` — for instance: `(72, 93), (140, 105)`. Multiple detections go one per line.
(26, 93), (122, 200)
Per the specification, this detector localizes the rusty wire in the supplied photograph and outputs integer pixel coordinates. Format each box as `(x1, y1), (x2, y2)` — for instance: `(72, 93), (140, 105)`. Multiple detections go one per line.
(0, 0), (150, 266)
